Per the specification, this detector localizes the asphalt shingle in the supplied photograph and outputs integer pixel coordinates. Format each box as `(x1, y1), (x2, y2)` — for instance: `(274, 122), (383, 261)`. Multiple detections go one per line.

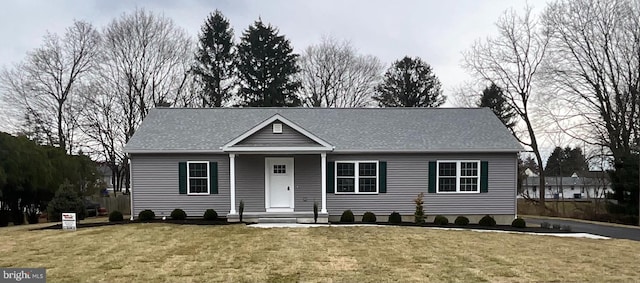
(124, 107), (523, 153)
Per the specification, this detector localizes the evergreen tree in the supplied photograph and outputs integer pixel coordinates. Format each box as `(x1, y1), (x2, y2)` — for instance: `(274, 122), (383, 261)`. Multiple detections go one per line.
(236, 19), (301, 106)
(544, 146), (589, 176)
(478, 83), (517, 130)
(373, 56), (445, 107)
(192, 10), (235, 107)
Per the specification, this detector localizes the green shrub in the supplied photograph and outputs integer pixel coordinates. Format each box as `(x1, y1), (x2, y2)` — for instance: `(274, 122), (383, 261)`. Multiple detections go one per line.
(138, 210), (155, 222)
(362, 211), (377, 223)
(0, 210), (9, 227)
(47, 184), (86, 222)
(511, 218), (526, 228)
(541, 221), (551, 229)
(203, 209), (218, 221)
(239, 200), (244, 222)
(26, 205), (40, 224)
(388, 212), (402, 224)
(109, 210), (124, 222)
(170, 208), (187, 220)
(11, 211), (25, 225)
(434, 215), (449, 225)
(340, 210), (355, 223)
(414, 192), (425, 224)
(313, 202), (318, 224)
(454, 216), (469, 226)
(478, 215), (496, 226)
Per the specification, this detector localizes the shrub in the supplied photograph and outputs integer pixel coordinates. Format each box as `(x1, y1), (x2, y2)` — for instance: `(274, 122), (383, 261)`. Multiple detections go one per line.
(26, 211), (39, 224)
(340, 210), (355, 223)
(414, 192), (425, 224)
(362, 211), (377, 223)
(388, 212), (402, 224)
(170, 208), (187, 220)
(239, 200), (244, 222)
(11, 211), (25, 226)
(478, 215), (496, 226)
(552, 223), (561, 230)
(541, 221), (551, 229)
(203, 209), (218, 221)
(109, 210), (124, 222)
(434, 215), (449, 226)
(561, 224), (572, 232)
(0, 210), (9, 227)
(511, 218), (526, 228)
(47, 184), (86, 222)
(138, 210), (155, 222)
(313, 202), (318, 224)
(454, 216), (469, 226)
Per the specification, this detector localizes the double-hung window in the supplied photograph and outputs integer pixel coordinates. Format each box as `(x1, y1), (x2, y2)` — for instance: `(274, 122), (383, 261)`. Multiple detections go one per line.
(187, 161), (209, 195)
(436, 161), (480, 193)
(336, 161), (378, 194)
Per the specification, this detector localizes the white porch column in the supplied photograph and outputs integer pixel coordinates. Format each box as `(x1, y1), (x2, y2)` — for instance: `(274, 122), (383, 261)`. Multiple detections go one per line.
(229, 153), (237, 214)
(321, 153), (327, 213)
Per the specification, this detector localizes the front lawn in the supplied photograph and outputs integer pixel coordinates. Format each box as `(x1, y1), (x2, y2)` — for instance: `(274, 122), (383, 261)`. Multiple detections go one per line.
(1, 223), (639, 282)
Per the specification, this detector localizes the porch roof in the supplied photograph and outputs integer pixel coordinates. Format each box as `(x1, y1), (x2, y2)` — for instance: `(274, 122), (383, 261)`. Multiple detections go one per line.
(124, 107), (523, 153)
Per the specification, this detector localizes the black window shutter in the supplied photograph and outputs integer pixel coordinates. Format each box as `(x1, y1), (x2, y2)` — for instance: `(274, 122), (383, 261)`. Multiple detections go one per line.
(326, 161), (335, 193)
(210, 162), (218, 194)
(379, 161), (387, 193)
(480, 161), (489, 193)
(178, 162), (187, 194)
(428, 161), (436, 193)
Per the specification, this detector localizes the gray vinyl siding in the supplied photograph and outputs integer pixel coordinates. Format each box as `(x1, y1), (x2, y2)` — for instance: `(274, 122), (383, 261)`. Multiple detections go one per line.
(234, 155), (265, 212)
(131, 152), (516, 218)
(130, 154), (230, 218)
(235, 121), (321, 147)
(294, 155), (322, 212)
(233, 154), (321, 212)
(327, 153), (517, 216)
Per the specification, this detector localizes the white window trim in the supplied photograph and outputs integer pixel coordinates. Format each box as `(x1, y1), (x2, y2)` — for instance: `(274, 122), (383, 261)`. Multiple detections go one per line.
(334, 160), (379, 194)
(436, 160), (480, 194)
(187, 161), (210, 195)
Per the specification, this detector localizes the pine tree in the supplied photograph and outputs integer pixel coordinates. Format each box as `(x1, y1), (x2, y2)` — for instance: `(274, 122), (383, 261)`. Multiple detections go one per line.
(544, 146), (589, 176)
(236, 19), (301, 106)
(478, 83), (517, 130)
(374, 56), (445, 107)
(192, 10), (235, 107)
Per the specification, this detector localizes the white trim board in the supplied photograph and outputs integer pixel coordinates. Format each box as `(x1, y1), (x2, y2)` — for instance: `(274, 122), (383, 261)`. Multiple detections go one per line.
(221, 114), (334, 152)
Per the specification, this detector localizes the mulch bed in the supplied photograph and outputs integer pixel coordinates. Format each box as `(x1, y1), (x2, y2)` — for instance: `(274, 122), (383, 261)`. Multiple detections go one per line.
(331, 222), (575, 233)
(35, 218), (236, 230)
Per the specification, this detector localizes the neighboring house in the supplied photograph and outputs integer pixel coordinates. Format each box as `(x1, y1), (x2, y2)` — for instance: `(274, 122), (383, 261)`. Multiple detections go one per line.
(124, 108), (522, 224)
(97, 163), (114, 194)
(520, 172), (612, 200)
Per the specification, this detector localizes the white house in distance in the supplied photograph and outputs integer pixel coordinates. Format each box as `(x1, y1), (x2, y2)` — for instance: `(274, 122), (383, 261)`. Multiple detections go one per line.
(520, 171), (612, 200)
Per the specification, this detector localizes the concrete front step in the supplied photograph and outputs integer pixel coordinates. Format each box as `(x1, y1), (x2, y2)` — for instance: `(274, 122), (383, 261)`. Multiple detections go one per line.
(257, 217), (297, 223)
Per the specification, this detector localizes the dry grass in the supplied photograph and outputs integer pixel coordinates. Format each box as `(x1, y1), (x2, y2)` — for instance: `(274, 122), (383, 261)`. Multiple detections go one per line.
(1, 223), (639, 282)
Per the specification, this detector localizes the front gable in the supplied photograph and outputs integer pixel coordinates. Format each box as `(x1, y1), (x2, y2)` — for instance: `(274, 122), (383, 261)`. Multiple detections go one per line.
(221, 114), (334, 152)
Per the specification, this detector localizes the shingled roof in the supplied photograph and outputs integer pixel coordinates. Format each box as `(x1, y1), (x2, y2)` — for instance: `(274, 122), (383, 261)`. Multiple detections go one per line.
(124, 107), (523, 153)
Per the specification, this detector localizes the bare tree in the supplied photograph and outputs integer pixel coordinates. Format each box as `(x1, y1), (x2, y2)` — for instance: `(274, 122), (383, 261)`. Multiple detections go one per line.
(542, 0), (640, 167)
(298, 37), (383, 107)
(78, 9), (193, 194)
(0, 20), (100, 153)
(463, 6), (550, 207)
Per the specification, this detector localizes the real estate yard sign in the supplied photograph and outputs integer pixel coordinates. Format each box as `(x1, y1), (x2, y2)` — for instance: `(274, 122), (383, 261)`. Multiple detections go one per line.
(62, 213), (76, 231)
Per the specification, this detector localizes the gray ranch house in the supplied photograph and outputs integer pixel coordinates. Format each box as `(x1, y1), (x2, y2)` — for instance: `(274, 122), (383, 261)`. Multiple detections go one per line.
(124, 108), (522, 224)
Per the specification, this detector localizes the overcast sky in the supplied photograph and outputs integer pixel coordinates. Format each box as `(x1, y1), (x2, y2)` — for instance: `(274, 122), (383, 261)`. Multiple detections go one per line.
(0, 0), (549, 138)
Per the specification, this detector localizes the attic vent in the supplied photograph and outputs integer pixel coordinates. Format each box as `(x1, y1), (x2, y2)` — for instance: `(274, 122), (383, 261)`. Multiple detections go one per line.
(272, 123), (283, 134)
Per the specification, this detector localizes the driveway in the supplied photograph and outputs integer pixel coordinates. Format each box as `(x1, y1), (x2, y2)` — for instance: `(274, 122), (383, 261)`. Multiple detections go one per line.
(524, 217), (640, 241)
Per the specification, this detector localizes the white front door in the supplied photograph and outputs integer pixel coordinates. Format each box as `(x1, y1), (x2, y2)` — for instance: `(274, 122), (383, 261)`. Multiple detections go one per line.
(265, 157), (294, 211)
